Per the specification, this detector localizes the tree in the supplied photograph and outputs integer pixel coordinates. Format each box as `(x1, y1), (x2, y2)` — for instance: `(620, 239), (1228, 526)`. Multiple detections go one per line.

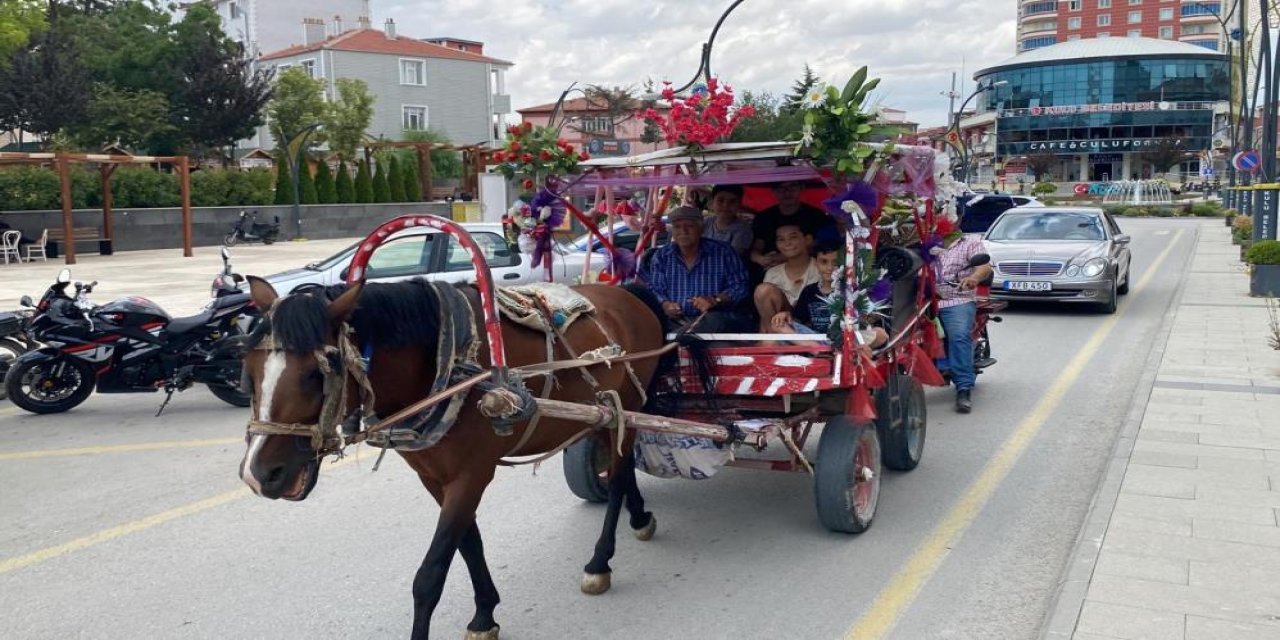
(372, 158), (392, 203)
(314, 159), (336, 204)
(324, 78), (374, 160)
(273, 152), (293, 205)
(568, 84), (640, 136)
(296, 153), (317, 204)
(354, 159), (374, 203)
(387, 155), (406, 202)
(169, 4), (273, 157)
(0, 0), (46, 60)
(728, 90), (800, 142)
(6, 25), (90, 141)
(1025, 152), (1057, 181)
(334, 160), (355, 203)
(402, 129), (462, 180)
(266, 67), (327, 151)
(68, 83), (174, 150)
(401, 155), (422, 201)
(1138, 137), (1191, 177)
(783, 64), (820, 113)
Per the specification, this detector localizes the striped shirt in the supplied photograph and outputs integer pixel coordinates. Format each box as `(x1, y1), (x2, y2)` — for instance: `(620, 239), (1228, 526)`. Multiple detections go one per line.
(640, 238), (749, 317)
(934, 234), (987, 309)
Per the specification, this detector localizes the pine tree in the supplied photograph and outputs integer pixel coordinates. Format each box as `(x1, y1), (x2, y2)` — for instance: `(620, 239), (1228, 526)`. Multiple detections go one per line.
(387, 156), (407, 202)
(314, 159), (336, 204)
(297, 153), (318, 205)
(273, 153), (293, 205)
(402, 155), (422, 202)
(334, 160), (355, 203)
(783, 64), (820, 113)
(372, 158), (392, 203)
(354, 159), (374, 203)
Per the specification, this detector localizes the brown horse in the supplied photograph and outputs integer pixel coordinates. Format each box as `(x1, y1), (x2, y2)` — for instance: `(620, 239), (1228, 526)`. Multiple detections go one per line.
(237, 276), (670, 640)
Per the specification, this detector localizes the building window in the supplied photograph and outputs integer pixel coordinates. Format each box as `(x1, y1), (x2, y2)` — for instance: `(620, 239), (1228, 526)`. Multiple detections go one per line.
(1128, 11), (1142, 23)
(400, 59), (426, 86)
(1128, 0), (1141, 4)
(1068, 34), (1081, 40)
(1183, 24), (1209, 35)
(1023, 2), (1058, 16)
(1159, 25), (1174, 38)
(300, 59), (316, 78)
(1021, 36), (1058, 50)
(1190, 40), (1220, 50)
(577, 116), (614, 133)
(1098, 0), (1111, 7)
(1181, 3), (1219, 17)
(1128, 29), (1142, 37)
(402, 105), (428, 130)
(1066, 0), (1081, 9)
(1159, 7), (1173, 19)
(1098, 31), (1110, 37)
(1068, 16), (1082, 28)
(1098, 14), (1111, 26)
(228, 1), (240, 19)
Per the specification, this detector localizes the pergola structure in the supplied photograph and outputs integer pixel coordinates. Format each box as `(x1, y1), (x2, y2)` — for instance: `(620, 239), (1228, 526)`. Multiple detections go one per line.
(362, 142), (489, 201)
(0, 151), (192, 265)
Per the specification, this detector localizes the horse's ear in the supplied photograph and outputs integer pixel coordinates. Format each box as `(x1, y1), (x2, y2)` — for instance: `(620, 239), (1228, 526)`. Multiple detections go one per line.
(328, 281), (362, 324)
(246, 276), (278, 312)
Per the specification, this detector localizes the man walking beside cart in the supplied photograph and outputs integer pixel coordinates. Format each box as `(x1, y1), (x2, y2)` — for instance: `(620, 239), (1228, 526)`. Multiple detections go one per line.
(639, 206), (751, 332)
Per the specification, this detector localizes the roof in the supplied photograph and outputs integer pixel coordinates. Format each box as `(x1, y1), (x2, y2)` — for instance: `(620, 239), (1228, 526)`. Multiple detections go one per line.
(978, 37), (1226, 76)
(518, 96), (669, 114)
(259, 28), (512, 65)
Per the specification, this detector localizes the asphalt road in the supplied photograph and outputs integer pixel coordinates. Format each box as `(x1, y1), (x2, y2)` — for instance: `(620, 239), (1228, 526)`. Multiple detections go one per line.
(0, 219), (1197, 640)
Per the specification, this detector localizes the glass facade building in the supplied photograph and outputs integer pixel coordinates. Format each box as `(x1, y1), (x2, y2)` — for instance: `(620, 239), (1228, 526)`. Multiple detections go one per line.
(970, 38), (1229, 182)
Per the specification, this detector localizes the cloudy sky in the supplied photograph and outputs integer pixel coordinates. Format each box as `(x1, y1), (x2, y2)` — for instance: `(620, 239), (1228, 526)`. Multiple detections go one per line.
(377, 0), (1018, 128)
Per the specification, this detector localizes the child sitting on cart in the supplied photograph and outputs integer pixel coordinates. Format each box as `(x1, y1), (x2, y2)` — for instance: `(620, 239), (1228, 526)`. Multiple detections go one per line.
(768, 240), (889, 352)
(753, 223), (819, 332)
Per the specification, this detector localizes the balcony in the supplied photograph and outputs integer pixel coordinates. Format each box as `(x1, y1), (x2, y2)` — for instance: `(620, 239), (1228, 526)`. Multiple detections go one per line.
(1021, 21), (1058, 37)
(1180, 2), (1221, 21)
(1021, 1), (1058, 18)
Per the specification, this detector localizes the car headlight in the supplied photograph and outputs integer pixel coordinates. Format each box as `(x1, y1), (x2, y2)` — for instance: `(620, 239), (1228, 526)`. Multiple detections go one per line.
(1081, 258), (1107, 278)
(1065, 265), (1081, 277)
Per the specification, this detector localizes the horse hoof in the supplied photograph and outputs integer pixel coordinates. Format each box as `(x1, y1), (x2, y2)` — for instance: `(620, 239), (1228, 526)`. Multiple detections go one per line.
(633, 515), (657, 541)
(464, 626), (500, 640)
(581, 572), (612, 595)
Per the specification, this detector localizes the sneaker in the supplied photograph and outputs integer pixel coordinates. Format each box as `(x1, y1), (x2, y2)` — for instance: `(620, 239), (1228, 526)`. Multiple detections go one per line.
(956, 389), (972, 414)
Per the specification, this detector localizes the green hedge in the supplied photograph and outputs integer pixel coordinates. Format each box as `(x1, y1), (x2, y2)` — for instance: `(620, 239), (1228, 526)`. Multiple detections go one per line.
(1246, 240), (1280, 265)
(1, 166), (275, 210)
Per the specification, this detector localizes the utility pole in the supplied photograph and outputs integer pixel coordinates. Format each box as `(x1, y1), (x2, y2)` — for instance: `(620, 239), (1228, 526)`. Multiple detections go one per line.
(1254, 0), (1279, 241)
(1239, 0), (1253, 215)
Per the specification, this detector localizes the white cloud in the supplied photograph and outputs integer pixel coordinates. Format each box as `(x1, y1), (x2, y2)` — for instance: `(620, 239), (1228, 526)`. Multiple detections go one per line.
(376, 0), (1016, 127)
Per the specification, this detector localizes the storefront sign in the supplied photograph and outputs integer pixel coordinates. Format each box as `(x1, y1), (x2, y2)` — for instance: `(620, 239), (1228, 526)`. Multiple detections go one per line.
(997, 101), (1215, 118)
(1006, 138), (1185, 154)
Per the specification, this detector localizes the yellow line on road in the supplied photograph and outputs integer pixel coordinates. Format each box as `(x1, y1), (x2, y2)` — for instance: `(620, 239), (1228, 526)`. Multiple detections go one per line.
(845, 229), (1186, 640)
(0, 438), (242, 461)
(0, 445), (377, 575)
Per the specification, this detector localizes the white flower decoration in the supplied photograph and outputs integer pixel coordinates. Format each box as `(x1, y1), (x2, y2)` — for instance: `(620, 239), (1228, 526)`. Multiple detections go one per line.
(537, 206), (552, 222)
(800, 122), (816, 146)
(802, 86), (828, 109)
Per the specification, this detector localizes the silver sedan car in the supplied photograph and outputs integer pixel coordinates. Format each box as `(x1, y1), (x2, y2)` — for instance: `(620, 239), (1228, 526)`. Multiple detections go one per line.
(983, 207), (1132, 314)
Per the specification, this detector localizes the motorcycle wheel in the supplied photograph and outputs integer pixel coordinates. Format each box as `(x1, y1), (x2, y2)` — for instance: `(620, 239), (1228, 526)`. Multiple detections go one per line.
(207, 383), (251, 407)
(223, 233), (238, 247)
(5, 356), (95, 414)
(0, 338), (30, 401)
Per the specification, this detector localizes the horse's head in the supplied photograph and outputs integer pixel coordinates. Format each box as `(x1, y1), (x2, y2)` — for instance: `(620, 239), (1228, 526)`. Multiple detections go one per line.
(238, 277), (362, 501)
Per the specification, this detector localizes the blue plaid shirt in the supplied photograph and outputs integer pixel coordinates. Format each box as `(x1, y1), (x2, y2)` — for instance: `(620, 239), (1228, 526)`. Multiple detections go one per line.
(641, 238), (749, 317)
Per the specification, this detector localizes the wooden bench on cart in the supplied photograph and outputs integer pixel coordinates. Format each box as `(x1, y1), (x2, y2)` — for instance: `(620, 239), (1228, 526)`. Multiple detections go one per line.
(46, 227), (112, 258)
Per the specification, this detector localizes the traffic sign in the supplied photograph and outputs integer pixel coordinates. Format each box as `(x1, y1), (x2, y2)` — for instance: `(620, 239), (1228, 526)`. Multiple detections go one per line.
(1233, 150), (1261, 172)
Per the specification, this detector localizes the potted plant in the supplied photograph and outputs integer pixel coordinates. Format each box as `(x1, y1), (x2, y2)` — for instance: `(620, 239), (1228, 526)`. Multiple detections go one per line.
(1247, 240), (1280, 297)
(1232, 215), (1253, 246)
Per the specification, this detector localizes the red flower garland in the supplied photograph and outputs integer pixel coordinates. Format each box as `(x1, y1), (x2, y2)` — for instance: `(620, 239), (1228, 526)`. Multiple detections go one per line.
(641, 78), (755, 149)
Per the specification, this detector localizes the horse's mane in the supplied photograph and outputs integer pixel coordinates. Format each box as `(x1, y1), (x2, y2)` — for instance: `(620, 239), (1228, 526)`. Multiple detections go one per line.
(263, 280), (449, 354)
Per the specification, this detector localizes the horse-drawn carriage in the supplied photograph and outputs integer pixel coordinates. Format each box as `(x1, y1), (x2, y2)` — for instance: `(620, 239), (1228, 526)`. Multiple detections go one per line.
(236, 82), (964, 639)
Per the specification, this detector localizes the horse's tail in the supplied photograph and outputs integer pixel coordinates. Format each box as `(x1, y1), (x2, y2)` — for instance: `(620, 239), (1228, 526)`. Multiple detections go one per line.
(619, 283), (717, 414)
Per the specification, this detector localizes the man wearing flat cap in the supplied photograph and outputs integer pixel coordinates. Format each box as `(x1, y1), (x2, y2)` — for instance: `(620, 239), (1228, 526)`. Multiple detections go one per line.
(639, 206), (750, 332)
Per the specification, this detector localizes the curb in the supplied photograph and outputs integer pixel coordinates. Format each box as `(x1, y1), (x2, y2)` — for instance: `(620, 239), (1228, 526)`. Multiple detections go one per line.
(1037, 222), (1203, 639)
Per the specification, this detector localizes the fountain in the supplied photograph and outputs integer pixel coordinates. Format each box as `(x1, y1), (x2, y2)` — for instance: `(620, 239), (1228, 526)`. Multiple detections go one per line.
(1101, 180), (1174, 206)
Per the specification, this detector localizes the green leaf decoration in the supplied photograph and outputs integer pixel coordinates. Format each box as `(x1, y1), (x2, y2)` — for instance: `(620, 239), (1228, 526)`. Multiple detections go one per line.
(842, 66), (868, 104)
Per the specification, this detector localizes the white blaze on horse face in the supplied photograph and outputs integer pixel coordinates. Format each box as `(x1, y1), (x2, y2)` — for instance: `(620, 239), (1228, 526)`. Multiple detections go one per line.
(242, 434), (266, 494)
(258, 351), (287, 422)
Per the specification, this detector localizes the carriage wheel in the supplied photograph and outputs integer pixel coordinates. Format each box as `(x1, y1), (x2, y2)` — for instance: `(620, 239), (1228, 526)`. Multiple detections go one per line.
(814, 415), (881, 533)
(563, 435), (610, 503)
(875, 373), (927, 471)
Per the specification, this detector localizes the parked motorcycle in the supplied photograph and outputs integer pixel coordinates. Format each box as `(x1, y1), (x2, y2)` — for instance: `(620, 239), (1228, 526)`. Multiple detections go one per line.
(224, 210), (279, 246)
(3, 268), (257, 415)
(0, 307), (36, 400)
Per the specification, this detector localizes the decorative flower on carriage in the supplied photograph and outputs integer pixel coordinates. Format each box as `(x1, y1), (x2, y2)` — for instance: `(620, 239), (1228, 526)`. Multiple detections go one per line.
(493, 124), (587, 270)
(640, 78), (756, 150)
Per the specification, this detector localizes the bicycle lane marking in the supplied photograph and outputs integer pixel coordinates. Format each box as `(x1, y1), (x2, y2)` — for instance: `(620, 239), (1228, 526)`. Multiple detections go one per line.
(845, 228), (1187, 640)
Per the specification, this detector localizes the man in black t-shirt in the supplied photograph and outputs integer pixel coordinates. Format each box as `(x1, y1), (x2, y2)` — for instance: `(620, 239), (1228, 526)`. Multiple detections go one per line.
(749, 181), (834, 270)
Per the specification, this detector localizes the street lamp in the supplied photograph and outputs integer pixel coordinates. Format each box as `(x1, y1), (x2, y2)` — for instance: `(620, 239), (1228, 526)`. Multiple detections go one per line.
(1187, 2), (1241, 193)
(951, 79), (1008, 184)
(640, 0), (751, 99)
(282, 121), (323, 240)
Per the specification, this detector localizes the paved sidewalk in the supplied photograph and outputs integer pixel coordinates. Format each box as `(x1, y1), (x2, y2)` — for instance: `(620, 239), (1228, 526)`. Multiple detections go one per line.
(1045, 221), (1280, 640)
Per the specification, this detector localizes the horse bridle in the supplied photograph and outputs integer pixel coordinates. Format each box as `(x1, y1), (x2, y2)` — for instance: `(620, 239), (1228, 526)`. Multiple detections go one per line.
(245, 322), (375, 459)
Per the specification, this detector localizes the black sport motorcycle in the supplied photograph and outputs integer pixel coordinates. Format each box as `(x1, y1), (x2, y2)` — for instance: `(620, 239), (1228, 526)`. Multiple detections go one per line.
(0, 307), (36, 401)
(224, 210), (280, 246)
(4, 266), (257, 415)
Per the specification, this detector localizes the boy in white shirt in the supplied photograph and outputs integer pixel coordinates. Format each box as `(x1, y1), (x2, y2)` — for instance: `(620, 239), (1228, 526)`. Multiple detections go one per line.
(753, 223), (819, 332)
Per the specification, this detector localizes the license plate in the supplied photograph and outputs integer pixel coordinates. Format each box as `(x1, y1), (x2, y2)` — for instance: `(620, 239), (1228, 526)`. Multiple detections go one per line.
(1004, 281), (1052, 292)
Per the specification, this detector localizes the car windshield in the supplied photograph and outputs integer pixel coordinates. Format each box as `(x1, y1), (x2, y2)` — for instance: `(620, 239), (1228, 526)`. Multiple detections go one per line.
(306, 241), (360, 271)
(987, 212), (1106, 242)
